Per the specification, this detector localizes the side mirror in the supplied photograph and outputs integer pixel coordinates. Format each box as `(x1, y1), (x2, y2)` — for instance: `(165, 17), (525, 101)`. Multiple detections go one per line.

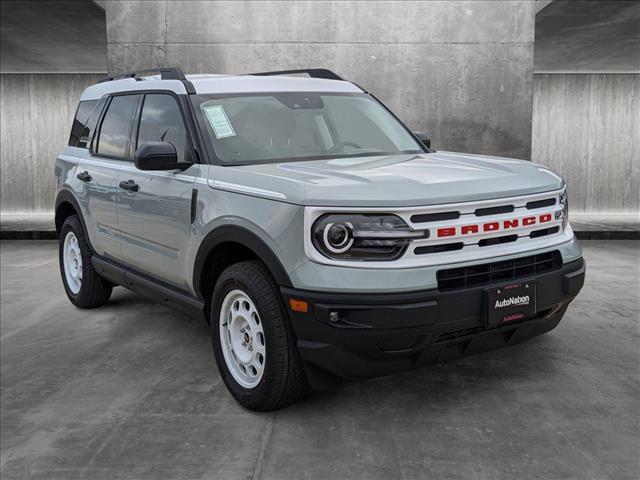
(134, 142), (190, 171)
(412, 131), (431, 150)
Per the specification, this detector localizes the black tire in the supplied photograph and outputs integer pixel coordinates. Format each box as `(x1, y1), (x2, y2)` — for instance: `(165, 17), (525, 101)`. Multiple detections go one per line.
(59, 215), (112, 308)
(211, 260), (309, 411)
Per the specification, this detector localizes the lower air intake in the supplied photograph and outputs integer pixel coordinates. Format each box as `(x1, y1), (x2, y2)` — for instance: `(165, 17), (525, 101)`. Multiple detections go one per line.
(436, 251), (562, 291)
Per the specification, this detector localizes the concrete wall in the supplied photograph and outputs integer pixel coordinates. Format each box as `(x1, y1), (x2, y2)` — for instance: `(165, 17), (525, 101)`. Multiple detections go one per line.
(0, 1), (106, 73)
(1, 4), (635, 220)
(532, 73), (639, 215)
(106, 0), (536, 160)
(0, 74), (103, 214)
(534, 1), (640, 73)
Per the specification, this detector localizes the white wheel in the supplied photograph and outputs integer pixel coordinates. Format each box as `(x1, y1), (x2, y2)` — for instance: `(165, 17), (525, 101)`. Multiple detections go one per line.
(63, 231), (83, 294)
(59, 215), (112, 308)
(219, 289), (266, 389)
(211, 261), (309, 410)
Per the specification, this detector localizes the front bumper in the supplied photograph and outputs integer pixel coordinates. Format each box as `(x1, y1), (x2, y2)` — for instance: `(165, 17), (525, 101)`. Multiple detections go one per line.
(282, 257), (585, 384)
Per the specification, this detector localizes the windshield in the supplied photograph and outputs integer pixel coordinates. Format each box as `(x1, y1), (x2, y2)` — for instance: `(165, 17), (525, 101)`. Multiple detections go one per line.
(193, 92), (423, 164)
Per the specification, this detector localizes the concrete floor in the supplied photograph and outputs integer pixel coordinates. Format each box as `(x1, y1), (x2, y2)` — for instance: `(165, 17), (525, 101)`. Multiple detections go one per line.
(1, 241), (638, 480)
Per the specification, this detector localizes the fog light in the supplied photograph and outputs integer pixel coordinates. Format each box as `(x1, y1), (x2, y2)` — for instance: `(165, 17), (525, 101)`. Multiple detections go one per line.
(329, 311), (341, 323)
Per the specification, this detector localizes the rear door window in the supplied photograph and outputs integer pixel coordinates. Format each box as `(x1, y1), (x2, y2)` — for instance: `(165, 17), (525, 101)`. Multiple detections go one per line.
(95, 94), (140, 159)
(136, 94), (189, 162)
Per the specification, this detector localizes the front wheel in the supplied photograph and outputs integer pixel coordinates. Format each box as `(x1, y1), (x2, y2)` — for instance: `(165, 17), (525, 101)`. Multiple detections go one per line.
(211, 261), (309, 411)
(59, 215), (112, 308)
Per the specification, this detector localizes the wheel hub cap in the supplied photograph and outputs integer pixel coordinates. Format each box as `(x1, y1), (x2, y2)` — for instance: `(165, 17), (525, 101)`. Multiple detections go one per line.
(219, 290), (266, 389)
(63, 231), (82, 294)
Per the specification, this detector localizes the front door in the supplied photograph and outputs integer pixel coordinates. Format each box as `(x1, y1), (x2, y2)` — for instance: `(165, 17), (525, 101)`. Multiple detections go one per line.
(116, 93), (197, 289)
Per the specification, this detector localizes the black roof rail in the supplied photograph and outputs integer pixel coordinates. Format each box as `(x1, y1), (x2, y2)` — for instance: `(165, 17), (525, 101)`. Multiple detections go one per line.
(98, 67), (189, 83)
(98, 67), (196, 94)
(247, 68), (345, 81)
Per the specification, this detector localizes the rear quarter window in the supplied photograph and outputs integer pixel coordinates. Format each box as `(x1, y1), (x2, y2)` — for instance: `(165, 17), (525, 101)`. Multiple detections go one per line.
(68, 100), (98, 148)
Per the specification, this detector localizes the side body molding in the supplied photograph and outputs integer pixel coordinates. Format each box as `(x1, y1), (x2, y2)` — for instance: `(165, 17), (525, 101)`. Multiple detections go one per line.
(192, 225), (293, 300)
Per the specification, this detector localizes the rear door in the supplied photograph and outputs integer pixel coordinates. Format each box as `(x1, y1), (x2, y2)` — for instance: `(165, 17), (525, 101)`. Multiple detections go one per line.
(116, 92), (198, 289)
(77, 94), (141, 257)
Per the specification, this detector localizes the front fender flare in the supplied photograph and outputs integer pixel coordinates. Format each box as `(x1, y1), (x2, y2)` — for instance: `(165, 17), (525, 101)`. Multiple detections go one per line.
(192, 224), (293, 300)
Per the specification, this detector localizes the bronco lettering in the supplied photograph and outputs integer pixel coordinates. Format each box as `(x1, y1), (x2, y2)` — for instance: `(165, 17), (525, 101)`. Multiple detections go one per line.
(439, 213), (554, 238)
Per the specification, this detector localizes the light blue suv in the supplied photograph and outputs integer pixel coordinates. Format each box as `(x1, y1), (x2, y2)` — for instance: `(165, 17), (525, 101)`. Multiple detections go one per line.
(55, 68), (585, 410)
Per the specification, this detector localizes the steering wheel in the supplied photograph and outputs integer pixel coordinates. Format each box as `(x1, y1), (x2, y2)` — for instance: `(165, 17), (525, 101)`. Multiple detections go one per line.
(327, 141), (362, 153)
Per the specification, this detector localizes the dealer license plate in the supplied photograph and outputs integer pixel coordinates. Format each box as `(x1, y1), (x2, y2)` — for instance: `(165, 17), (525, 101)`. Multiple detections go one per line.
(486, 281), (536, 326)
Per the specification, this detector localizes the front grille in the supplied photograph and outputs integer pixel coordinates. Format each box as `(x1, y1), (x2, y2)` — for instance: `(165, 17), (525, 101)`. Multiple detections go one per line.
(436, 251), (562, 291)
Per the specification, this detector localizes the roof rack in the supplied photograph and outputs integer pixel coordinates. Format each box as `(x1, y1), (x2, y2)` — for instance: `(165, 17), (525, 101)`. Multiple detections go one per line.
(98, 67), (188, 83)
(248, 68), (345, 81)
(98, 67), (196, 94)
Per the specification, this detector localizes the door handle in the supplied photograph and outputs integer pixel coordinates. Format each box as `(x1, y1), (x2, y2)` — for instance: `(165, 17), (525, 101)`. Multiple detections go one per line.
(76, 171), (92, 182)
(119, 179), (139, 192)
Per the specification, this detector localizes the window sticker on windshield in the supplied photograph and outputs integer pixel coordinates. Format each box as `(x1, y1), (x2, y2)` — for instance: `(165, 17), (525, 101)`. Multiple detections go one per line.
(202, 105), (236, 139)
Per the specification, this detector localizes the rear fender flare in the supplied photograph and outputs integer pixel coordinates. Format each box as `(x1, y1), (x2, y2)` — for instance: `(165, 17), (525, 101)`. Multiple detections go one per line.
(54, 189), (94, 251)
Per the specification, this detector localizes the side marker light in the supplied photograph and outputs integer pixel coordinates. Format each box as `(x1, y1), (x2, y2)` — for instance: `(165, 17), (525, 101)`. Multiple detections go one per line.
(289, 299), (308, 313)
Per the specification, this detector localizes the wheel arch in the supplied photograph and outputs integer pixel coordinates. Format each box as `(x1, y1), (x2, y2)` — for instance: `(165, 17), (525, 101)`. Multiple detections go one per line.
(54, 189), (100, 254)
(193, 225), (293, 319)
(55, 189), (86, 234)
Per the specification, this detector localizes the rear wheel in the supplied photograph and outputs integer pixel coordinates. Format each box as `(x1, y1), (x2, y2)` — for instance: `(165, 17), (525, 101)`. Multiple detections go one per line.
(59, 215), (112, 308)
(211, 261), (309, 411)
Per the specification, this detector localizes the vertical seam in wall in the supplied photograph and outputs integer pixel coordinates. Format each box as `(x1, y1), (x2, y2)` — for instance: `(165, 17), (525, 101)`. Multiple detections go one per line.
(104, 1), (109, 72)
(163, 0), (168, 67)
(28, 74), (36, 211)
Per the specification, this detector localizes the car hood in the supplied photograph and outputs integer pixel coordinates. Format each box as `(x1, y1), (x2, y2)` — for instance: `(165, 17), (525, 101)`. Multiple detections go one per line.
(212, 152), (564, 207)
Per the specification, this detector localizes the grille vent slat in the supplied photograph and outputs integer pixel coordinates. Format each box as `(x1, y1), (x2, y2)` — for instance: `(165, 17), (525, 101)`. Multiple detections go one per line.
(478, 234), (518, 247)
(414, 243), (464, 255)
(410, 211), (460, 223)
(530, 226), (560, 238)
(526, 198), (556, 209)
(474, 205), (514, 216)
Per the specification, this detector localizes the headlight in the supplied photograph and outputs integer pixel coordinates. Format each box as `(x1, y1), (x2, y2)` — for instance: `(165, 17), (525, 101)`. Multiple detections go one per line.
(312, 214), (427, 260)
(322, 222), (354, 253)
(556, 190), (569, 230)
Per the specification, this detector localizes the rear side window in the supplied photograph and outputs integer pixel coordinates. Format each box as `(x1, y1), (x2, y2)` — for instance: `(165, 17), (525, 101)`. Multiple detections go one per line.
(137, 94), (189, 162)
(96, 94), (140, 159)
(68, 100), (98, 147)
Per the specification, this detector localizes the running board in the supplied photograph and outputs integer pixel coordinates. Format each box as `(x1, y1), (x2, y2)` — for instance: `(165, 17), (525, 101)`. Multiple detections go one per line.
(92, 256), (205, 320)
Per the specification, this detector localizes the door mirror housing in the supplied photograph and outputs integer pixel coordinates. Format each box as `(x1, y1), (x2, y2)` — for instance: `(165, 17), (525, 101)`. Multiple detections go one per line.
(412, 131), (431, 150)
(134, 142), (190, 171)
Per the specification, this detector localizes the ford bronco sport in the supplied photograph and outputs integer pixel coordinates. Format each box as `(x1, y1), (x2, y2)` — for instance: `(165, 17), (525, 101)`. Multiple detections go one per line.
(56, 67), (585, 411)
